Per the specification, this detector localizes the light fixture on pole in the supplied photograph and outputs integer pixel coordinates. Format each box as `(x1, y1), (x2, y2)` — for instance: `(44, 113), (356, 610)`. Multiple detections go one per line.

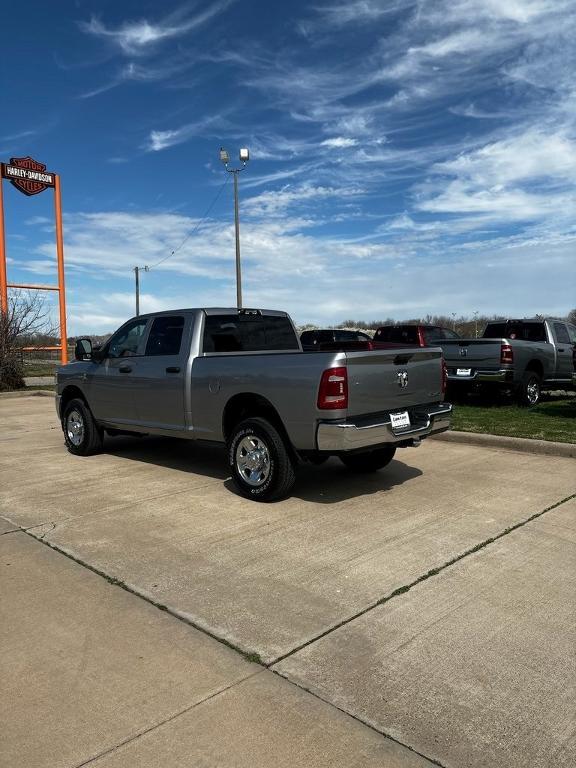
(220, 147), (249, 308)
(134, 265), (149, 316)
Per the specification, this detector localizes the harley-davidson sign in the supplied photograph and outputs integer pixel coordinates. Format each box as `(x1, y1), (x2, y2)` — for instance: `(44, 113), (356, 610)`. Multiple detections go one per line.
(1, 156), (56, 196)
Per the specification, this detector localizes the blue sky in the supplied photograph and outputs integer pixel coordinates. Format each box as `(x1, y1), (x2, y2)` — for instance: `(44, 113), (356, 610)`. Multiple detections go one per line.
(1, 0), (575, 334)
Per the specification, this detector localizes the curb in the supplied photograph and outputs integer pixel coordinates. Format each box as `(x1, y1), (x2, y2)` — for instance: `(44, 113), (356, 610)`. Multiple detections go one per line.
(432, 430), (575, 459)
(0, 389), (55, 399)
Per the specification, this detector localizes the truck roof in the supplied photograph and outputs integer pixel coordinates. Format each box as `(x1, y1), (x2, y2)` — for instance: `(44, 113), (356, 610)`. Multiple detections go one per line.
(133, 308), (290, 319)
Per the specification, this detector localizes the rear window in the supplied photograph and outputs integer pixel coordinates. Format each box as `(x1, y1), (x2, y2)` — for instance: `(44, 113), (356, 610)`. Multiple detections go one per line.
(422, 327), (460, 344)
(203, 314), (299, 353)
(374, 326), (419, 344)
(483, 322), (546, 342)
(334, 330), (370, 342)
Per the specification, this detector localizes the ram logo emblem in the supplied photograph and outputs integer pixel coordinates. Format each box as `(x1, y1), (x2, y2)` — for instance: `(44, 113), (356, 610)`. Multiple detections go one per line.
(397, 370), (408, 389)
(459, 348), (468, 357)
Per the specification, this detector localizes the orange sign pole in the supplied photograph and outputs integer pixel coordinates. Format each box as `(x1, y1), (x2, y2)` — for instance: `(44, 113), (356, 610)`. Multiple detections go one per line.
(0, 179), (8, 314)
(54, 175), (68, 364)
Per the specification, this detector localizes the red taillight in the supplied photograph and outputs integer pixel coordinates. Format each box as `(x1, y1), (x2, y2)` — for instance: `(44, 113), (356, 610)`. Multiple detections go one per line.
(417, 327), (426, 347)
(501, 343), (514, 365)
(318, 366), (348, 409)
(441, 356), (447, 396)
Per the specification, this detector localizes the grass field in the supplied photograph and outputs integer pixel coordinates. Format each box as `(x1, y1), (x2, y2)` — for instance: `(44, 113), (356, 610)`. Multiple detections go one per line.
(23, 362), (59, 377)
(451, 394), (576, 444)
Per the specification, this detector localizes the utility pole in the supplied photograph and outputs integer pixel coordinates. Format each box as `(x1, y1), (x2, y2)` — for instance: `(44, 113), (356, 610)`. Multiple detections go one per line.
(473, 310), (479, 338)
(220, 147), (249, 309)
(134, 265), (149, 316)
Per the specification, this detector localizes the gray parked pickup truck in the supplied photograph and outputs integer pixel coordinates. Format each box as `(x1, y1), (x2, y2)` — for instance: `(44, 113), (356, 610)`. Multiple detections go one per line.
(57, 308), (452, 501)
(440, 318), (576, 405)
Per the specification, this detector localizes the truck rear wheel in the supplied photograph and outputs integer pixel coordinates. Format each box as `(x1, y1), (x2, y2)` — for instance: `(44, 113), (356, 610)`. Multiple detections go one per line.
(228, 417), (296, 502)
(517, 371), (541, 407)
(62, 398), (103, 456)
(340, 445), (396, 472)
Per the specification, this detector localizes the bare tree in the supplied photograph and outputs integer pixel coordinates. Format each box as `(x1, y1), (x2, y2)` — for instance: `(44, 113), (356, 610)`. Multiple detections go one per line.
(0, 290), (56, 391)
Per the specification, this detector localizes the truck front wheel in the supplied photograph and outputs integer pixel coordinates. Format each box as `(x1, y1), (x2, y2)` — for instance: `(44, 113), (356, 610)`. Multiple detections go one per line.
(62, 398), (103, 456)
(228, 417), (296, 502)
(340, 445), (396, 472)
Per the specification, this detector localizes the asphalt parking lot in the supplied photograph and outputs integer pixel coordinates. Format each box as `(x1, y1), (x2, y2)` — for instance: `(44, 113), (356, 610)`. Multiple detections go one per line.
(1, 394), (575, 768)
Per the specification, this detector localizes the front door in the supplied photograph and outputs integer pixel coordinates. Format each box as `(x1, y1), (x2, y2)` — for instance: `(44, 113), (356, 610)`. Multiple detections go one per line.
(87, 317), (149, 425)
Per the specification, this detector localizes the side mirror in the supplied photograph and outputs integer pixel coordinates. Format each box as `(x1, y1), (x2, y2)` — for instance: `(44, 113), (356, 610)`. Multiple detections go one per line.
(74, 338), (93, 361)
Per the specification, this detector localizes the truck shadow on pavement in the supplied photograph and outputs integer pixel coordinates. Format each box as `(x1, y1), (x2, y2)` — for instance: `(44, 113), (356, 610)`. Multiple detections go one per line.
(103, 435), (422, 504)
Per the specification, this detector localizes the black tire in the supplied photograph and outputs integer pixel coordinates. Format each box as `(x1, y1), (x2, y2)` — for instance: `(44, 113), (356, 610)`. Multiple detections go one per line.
(340, 445), (396, 473)
(516, 371), (541, 407)
(227, 417), (296, 502)
(62, 398), (103, 456)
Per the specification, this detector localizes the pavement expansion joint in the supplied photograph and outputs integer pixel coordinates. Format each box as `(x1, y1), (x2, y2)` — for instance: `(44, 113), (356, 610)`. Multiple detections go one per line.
(71, 672), (265, 768)
(269, 491), (576, 667)
(271, 668), (449, 768)
(20, 525), (266, 666)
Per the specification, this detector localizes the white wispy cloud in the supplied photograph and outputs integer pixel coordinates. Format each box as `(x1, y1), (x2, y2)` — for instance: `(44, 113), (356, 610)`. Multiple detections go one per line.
(416, 129), (576, 222)
(80, 2), (235, 56)
(144, 113), (229, 152)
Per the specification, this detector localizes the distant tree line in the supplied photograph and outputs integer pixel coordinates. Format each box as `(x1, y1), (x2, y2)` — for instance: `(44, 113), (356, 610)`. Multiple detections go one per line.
(300, 309), (576, 338)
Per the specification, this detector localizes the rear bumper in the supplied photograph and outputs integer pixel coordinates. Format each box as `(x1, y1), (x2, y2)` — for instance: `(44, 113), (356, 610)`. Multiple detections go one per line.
(316, 402), (452, 452)
(447, 368), (514, 383)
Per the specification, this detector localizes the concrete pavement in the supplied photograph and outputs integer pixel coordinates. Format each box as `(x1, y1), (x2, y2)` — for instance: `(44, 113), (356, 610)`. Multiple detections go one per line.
(1, 395), (575, 767)
(275, 499), (576, 768)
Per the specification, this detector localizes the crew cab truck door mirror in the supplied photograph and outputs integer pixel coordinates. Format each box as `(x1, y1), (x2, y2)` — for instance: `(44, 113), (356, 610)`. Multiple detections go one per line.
(75, 338), (93, 361)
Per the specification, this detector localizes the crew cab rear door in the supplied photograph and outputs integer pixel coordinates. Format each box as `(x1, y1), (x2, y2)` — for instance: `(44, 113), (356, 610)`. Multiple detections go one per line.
(550, 321), (574, 379)
(131, 314), (192, 431)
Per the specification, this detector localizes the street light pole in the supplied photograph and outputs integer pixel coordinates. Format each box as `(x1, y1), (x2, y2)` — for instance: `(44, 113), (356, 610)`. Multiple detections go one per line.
(220, 147), (249, 309)
(134, 265), (149, 316)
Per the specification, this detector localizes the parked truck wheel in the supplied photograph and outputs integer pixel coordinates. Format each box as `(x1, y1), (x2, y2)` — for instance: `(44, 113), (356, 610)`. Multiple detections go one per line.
(228, 417), (296, 501)
(516, 371), (541, 407)
(62, 398), (103, 456)
(340, 445), (396, 473)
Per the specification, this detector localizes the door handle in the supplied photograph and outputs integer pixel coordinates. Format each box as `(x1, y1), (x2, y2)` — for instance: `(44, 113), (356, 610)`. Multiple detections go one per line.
(119, 365), (132, 373)
(557, 348), (565, 352)
(166, 366), (181, 373)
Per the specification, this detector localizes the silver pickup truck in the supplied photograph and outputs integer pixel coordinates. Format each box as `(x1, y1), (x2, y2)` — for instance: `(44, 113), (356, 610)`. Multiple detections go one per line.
(441, 318), (576, 405)
(57, 308), (451, 501)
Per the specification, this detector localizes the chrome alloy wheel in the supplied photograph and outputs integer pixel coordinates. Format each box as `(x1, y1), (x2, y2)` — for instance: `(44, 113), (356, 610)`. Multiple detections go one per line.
(236, 435), (271, 487)
(66, 409), (85, 447)
(527, 378), (540, 405)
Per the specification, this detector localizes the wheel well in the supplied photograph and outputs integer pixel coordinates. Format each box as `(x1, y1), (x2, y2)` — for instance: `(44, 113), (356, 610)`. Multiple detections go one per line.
(222, 393), (296, 456)
(524, 360), (544, 379)
(60, 385), (88, 415)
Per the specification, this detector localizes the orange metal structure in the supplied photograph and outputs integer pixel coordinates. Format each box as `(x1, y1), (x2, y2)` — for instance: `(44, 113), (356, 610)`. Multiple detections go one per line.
(0, 165), (68, 364)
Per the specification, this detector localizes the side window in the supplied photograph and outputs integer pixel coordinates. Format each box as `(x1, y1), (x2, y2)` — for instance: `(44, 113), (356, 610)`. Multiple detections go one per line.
(442, 328), (460, 339)
(553, 322), (571, 345)
(567, 324), (576, 344)
(145, 316), (185, 356)
(107, 318), (148, 358)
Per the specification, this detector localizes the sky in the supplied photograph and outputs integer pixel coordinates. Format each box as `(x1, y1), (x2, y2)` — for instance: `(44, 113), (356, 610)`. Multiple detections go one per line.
(1, 0), (575, 334)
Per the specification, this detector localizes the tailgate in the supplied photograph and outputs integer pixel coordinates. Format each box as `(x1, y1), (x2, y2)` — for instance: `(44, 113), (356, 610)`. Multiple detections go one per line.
(441, 339), (502, 370)
(344, 347), (443, 416)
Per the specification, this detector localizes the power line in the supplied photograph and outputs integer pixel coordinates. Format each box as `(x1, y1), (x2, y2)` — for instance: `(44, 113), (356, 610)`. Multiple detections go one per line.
(149, 175), (231, 270)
